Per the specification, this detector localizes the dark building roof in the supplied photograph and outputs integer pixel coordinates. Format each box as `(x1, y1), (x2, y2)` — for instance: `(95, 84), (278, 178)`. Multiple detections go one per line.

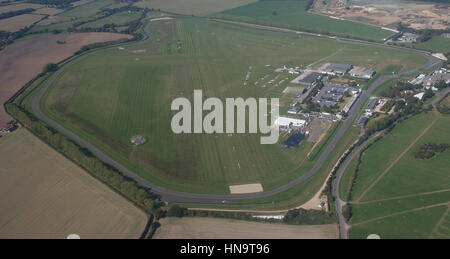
(299, 72), (323, 85)
(357, 116), (369, 127)
(327, 63), (353, 73)
(367, 99), (378, 110)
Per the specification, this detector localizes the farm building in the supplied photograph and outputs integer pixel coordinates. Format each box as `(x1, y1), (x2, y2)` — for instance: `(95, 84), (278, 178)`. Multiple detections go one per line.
(321, 63), (353, 76)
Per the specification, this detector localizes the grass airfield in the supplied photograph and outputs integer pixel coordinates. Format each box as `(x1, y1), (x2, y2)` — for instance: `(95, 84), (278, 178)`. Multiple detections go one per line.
(36, 17), (427, 196)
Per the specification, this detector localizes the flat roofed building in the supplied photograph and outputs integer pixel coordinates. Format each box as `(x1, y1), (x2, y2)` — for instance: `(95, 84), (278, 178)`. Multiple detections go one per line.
(275, 117), (306, 128)
(322, 63), (353, 76)
(298, 72), (323, 85)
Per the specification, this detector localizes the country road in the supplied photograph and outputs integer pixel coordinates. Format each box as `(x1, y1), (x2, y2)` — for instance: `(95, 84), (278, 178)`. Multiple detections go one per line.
(332, 133), (381, 239)
(30, 17), (442, 205)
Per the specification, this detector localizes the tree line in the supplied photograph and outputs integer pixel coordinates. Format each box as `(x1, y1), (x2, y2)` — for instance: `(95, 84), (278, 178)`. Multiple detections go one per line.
(166, 204), (336, 225)
(0, 8), (35, 20)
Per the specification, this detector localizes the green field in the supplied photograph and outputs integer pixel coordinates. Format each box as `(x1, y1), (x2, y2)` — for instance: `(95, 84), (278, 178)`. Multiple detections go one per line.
(408, 36), (450, 54)
(135, 0), (258, 16)
(346, 111), (450, 238)
(212, 0), (395, 42)
(59, 0), (116, 18)
(38, 17), (427, 196)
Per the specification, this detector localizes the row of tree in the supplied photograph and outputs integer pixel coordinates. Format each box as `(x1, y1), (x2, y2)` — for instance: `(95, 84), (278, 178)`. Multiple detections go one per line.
(0, 8), (35, 20)
(28, 0), (78, 9)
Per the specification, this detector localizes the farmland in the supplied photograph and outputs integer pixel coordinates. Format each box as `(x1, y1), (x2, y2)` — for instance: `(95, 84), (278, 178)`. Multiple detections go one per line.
(0, 13), (44, 32)
(81, 10), (143, 28)
(0, 31), (132, 127)
(154, 217), (338, 239)
(134, 0), (258, 16)
(59, 0), (117, 18)
(0, 3), (44, 13)
(410, 36), (450, 54)
(37, 17), (427, 196)
(343, 111), (450, 238)
(212, 0), (395, 42)
(0, 129), (147, 239)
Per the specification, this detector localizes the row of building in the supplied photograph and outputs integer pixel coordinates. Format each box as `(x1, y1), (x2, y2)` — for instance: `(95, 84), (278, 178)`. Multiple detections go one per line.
(408, 68), (450, 91)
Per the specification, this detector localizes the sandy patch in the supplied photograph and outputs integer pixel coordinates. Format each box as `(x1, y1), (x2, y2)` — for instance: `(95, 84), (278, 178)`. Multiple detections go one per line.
(0, 32), (132, 127)
(155, 217), (338, 239)
(229, 183), (263, 194)
(132, 49), (147, 54)
(150, 17), (173, 22)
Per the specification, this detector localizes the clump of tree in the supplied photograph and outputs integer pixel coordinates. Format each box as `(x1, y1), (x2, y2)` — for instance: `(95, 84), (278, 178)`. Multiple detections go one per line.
(415, 143), (449, 159)
(437, 103), (450, 114)
(379, 81), (419, 99)
(43, 63), (58, 73)
(167, 205), (187, 217)
(28, 0), (78, 9)
(342, 204), (352, 222)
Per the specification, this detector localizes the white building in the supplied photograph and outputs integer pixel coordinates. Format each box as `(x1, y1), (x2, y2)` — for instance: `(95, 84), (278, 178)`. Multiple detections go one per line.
(414, 92), (425, 100)
(274, 117), (306, 128)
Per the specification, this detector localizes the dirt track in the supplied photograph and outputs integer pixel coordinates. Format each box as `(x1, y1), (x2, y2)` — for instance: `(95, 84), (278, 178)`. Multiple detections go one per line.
(0, 32), (131, 127)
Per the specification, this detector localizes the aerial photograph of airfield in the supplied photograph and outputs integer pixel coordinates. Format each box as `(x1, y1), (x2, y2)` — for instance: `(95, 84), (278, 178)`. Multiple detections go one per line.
(0, 0), (449, 239)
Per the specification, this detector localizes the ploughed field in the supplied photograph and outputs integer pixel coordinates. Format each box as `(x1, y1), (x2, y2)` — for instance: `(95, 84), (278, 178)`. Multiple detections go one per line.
(41, 17), (426, 194)
(0, 129), (147, 239)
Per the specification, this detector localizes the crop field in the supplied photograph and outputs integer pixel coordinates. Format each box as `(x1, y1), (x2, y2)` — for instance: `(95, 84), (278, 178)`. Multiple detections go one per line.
(135, 0), (258, 16)
(213, 0), (395, 42)
(345, 111), (450, 238)
(155, 217), (338, 239)
(410, 36), (450, 54)
(33, 7), (63, 16)
(59, 0), (116, 18)
(38, 17), (427, 195)
(0, 31), (131, 127)
(81, 10), (143, 28)
(0, 13), (44, 32)
(0, 3), (44, 13)
(0, 129), (147, 239)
